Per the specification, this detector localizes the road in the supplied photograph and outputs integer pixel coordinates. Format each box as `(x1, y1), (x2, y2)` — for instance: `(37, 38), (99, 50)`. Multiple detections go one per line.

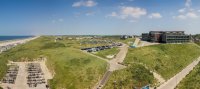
(157, 57), (200, 89)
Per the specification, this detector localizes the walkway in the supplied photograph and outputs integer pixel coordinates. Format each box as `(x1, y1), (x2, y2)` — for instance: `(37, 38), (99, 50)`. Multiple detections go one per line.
(94, 44), (128, 89)
(158, 57), (200, 89)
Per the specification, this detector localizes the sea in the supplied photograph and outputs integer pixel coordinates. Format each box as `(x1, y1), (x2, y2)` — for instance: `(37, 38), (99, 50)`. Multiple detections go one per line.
(0, 36), (33, 41)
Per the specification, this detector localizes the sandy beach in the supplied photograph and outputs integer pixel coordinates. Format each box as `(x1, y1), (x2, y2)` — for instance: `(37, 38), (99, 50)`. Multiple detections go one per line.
(0, 36), (39, 47)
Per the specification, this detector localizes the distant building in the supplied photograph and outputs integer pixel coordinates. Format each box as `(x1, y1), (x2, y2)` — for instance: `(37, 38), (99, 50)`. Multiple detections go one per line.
(142, 31), (190, 43)
(120, 35), (133, 40)
(142, 33), (150, 41)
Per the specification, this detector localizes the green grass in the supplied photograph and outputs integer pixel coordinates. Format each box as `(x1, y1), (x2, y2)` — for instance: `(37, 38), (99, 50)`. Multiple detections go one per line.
(93, 47), (120, 59)
(104, 64), (155, 89)
(195, 42), (200, 46)
(124, 43), (200, 80)
(0, 36), (108, 89)
(0, 57), (7, 82)
(176, 62), (200, 89)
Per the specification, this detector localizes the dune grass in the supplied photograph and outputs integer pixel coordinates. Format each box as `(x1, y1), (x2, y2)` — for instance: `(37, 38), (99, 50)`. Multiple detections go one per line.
(104, 64), (155, 89)
(104, 36), (135, 45)
(176, 62), (200, 89)
(124, 43), (200, 80)
(93, 47), (120, 60)
(0, 36), (108, 89)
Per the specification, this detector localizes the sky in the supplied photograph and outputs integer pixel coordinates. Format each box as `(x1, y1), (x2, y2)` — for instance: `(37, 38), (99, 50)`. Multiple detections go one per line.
(0, 0), (200, 35)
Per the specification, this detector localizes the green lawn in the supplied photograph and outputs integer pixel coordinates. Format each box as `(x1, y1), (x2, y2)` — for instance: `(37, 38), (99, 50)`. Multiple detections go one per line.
(124, 43), (200, 79)
(0, 36), (108, 89)
(104, 64), (155, 89)
(93, 47), (120, 60)
(176, 63), (200, 89)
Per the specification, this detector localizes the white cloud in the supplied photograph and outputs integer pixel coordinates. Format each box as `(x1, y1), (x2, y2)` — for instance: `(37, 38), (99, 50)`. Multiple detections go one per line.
(176, 12), (198, 19)
(178, 8), (186, 13)
(119, 6), (147, 19)
(175, 0), (199, 20)
(52, 18), (64, 23)
(85, 11), (95, 16)
(148, 13), (162, 19)
(72, 0), (97, 7)
(185, 0), (192, 8)
(107, 6), (147, 20)
(177, 15), (187, 19)
(186, 12), (198, 18)
(108, 12), (118, 17)
(198, 10), (200, 12)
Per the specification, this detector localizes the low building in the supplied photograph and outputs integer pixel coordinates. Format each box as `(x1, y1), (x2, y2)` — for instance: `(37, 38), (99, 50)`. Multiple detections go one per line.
(120, 35), (133, 40)
(142, 33), (149, 41)
(142, 31), (190, 43)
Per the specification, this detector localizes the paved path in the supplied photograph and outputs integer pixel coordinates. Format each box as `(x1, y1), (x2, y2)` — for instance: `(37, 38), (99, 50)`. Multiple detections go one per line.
(131, 38), (159, 47)
(98, 71), (112, 86)
(158, 57), (200, 89)
(94, 44), (128, 89)
(133, 38), (140, 46)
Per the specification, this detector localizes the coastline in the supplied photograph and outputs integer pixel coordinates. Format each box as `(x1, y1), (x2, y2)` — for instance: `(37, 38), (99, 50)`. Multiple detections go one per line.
(0, 36), (40, 52)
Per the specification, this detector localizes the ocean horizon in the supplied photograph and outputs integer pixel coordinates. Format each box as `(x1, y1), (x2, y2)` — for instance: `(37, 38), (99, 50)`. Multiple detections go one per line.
(0, 36), (33, 41)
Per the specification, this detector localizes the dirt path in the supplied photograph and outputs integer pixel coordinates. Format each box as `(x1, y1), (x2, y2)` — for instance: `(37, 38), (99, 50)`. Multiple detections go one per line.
(157, 57), (200, 89)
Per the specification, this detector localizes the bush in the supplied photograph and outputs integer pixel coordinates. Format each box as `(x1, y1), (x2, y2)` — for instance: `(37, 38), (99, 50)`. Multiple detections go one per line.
(104, 64), (154, 89)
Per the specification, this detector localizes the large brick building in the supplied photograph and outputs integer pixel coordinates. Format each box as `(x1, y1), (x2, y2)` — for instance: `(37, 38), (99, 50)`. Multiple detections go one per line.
(142, 31), (190, 43)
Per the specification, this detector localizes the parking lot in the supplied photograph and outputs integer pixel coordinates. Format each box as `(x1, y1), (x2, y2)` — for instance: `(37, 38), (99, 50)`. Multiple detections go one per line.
(81, 43), (122, 53)
(0, 59), (52, 89)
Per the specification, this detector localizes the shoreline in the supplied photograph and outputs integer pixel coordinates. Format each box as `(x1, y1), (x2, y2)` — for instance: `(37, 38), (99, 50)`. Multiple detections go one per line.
(0, 36), (40, 46)
(0, 36), (40, 53)
(0, 36), (34, 43)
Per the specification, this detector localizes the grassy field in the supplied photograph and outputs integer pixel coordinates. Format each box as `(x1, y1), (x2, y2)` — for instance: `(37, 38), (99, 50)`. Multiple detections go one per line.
(124, 43), (200, 79)
(0, 36), (108, 89)
(104, 64), (155, 89)
(93, 47), (120, 59)
(176, 62), (200, 89)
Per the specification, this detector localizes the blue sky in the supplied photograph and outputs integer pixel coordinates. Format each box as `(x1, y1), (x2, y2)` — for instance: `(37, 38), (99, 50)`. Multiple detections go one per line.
(0, 0), (200, 35)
